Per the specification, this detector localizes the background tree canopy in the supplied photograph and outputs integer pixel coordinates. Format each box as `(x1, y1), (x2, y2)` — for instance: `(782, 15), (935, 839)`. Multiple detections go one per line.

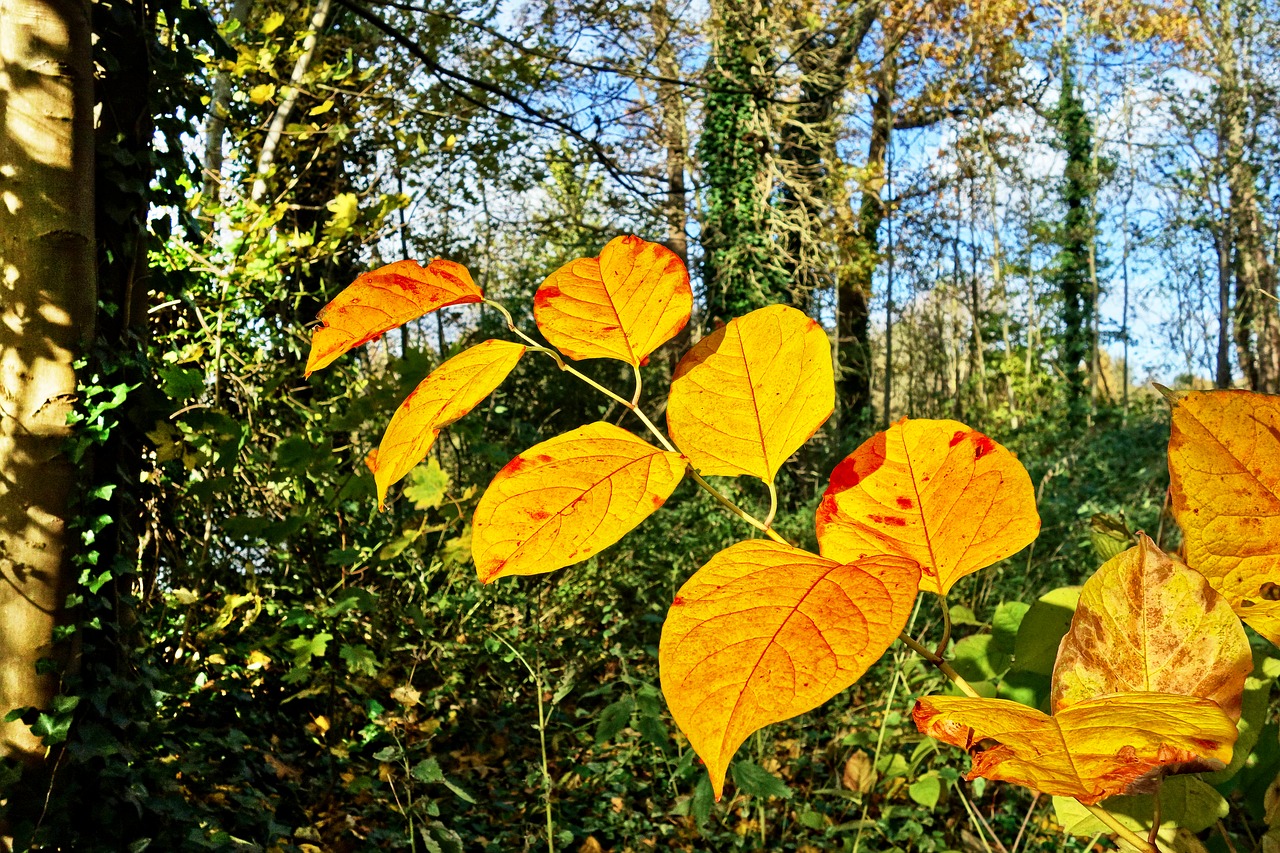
(0, 0), (1278, 850)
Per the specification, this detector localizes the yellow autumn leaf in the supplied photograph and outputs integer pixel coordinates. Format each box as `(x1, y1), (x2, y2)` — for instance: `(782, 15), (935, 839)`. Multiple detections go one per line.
(666, 304), (833, 482)
(815, 418), (1039, 595)
(1052, 533), (1251, 721)
(914, 693), (1237, 805)
(472, 422), (685, 583)
(261, 10), (285, 33)
(1168, 389), (1280, 645)
(661, 540), (919, 800)
(308, 99), (334, 116)
(533, 235), (692, 366)
(367, 340), (525, 508)
(248, 83), (276, 104)
(304, 258), (483, 376)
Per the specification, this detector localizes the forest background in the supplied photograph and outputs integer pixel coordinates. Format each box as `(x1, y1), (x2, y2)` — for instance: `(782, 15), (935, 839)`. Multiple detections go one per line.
(1, 0), (1278, 850)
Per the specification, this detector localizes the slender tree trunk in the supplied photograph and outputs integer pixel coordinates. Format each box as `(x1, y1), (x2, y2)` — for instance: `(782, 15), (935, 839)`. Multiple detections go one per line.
(836, 64), (894, 423)
(0, 0), (96, 765)
(250, 0), (332, 202)
(203, 0), (252, 205)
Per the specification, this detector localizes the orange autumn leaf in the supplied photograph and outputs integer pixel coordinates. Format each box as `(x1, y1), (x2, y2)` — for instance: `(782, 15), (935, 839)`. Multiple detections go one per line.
(660, 540), (920, 799)
(666, 305), (833, 482)
(305, 259), (483, 376)
(367, 340), (526, 509)
(533, 235), (692, 365)
(913, 693), (1237, 805)
(815, 418), (1039, 595)
(1167, 389), (1280, 646)
(472, 422), (685, 583)
(1052, 533), (1251, 721)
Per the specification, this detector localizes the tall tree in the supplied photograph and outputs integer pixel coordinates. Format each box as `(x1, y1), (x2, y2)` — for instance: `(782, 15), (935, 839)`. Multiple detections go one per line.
(0, 0), (96, 766)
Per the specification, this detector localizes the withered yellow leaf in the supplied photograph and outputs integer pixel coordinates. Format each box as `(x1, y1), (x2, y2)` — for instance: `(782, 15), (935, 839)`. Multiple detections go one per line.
(305, 258), (483, 376)
(1168, 389), (1280, 645)
(913, 693), (1237, 805)
(367, 340), (525, 509)
(472, 422), (685, 583)
(660, 540), (919, 799)
(666, 305), (833, 482)
(815, 418), (1039, 595)
(533, 235), (692, 366)
(1052, 533), (1251, 721)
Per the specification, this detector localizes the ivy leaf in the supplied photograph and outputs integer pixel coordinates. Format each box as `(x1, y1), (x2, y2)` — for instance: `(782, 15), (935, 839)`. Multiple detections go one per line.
(472, 422), (685, 582)
(816, 418), (1040, 595)
(1167, 388), (1280, 645)
(660, 540), (919, 799)
(913, 692), (1236, 804)
(367, 340), (525, 508)
(533, 235), (692, 366)
(667, 304), (834, 483)
(305, 259), (483, 376)
(1052, 533), (1252, 721)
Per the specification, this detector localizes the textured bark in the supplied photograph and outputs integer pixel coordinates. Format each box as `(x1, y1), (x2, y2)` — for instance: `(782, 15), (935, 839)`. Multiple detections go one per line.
(0, 0), (96, 764)
(835, 68), (893, 423)
(202, 0), (252, 204)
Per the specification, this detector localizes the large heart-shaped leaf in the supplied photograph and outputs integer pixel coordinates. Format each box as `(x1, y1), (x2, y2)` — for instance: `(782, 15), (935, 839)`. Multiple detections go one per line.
(1052, 533), (1251, 721)
(815, 418), (1039, 595)
(666, 305), (834, 483)
(472, 422), (685, 582)
(306, 258), (483, 376)
(1167, 389), (1280, 645)
(367, 340), (526, 508)
(533, 235), (692, 366)
(913, 692), (1237, 804)
(660, 539), (919, 799)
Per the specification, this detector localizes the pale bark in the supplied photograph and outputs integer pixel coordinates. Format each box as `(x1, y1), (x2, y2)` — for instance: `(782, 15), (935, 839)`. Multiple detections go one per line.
(202, 0), (253, 204)
(0, 0), (96, 763)
(250, 0), (332, 202)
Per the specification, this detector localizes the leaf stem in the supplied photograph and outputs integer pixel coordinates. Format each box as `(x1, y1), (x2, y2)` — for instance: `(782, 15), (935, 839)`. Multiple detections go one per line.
(492, 633), (555, 853)
(630, 361), (642, 408)
(935, 593), (952, 659)
(896, 631), (980, 698)
(1083, 804), (1157, 853)
(763, 480), (778, 530)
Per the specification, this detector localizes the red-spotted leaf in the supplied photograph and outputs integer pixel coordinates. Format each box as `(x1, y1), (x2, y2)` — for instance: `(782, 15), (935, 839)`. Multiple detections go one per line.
(472, 422), (686, 583)
(816, 418), (1039, 595)
(533, 235), (692, 365)
(305, 258), (483, 376)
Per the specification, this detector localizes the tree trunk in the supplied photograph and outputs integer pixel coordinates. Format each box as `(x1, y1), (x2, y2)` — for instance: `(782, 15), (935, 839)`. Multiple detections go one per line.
(0, 0), (96, 765)
(202, 0), (253, 205)
(835, 65), (894, 424)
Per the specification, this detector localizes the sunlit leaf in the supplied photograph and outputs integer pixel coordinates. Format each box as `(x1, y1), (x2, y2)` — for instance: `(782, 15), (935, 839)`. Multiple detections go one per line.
(533, 235), (692, 365)
(1052, 533), (1251, 721)
(660, 539), (919, 799)
(666, 305), (833, 482)
(472, 422), (685, 583)
(367, 340), (525, 508)
(305, 259), (483, 376)
(1167, 389), (1280, 645)
(913, 692), (1237, 804)
(815, 418), (1039, 595)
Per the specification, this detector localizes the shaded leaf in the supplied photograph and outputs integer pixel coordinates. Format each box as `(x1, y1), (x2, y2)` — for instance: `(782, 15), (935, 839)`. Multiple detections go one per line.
(1168, 389), (1280, 645)
(908, 774), (943, 809)
(305, 258), (483, 376)
(913, 692), (1236, 804)
(666, 305), (833, 482)
(730, 760), (792, 799)
(533, 235), (692, 365)
(816, 418), (1040, 595)
(1052, 533), (1252, 721)
(1052, 776), (1229, 839)
(472, 422), (685, 582)
(367, 340), (525, 507)
(660, 539), (919, 798)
